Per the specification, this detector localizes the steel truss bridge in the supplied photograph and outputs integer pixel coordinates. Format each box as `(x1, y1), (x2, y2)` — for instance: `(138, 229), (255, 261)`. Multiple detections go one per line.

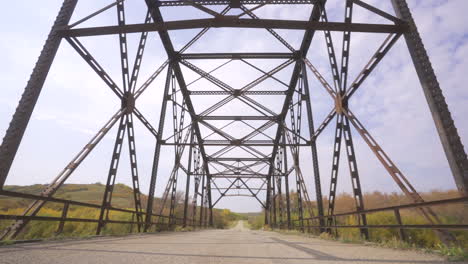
(0, 0), (467, 242)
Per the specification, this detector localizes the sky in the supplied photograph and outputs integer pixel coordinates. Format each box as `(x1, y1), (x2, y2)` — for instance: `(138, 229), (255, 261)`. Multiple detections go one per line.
(0, 0), (467, 213)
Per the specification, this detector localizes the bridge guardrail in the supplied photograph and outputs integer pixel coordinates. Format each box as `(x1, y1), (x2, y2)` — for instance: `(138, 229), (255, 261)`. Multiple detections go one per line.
(0, 190), (209, 239)
(276, 196), (468, 242)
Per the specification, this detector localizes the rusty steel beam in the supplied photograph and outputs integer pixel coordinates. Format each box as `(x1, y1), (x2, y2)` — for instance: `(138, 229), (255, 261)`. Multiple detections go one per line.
(159, 0), (317, 6)
(391, 0), (468, 196)
(0, 0), (78, 188)
(181, 52), (294, 60)
(62, 19), (408, 37)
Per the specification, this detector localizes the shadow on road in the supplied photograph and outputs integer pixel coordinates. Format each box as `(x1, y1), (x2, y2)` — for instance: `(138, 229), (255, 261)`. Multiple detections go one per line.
(1, 237), (448, 264)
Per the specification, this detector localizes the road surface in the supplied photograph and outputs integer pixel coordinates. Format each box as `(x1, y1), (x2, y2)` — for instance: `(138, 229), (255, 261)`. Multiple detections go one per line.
(0, 221), (452, 264)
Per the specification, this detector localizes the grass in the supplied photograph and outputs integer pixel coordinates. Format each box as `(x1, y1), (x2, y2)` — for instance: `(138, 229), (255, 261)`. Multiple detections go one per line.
(0, 183), (245, 241)
(436, 244), (468, 262)
(244, 190), (468, 262)
(0, 240), (15, 246)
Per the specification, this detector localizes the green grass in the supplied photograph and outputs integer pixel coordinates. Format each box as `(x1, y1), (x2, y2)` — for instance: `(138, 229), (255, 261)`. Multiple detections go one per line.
(435, 244), (468, 261)
(0, 240), (15, 246)
(0, 183), (140, 210)
(0, 183), (244, 241)
(244, 190), (468, 261)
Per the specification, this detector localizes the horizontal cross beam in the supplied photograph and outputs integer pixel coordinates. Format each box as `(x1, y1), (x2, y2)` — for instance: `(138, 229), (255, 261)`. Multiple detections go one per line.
(63, 19), (408, 37)
(193, 173), (270, 175)
(207, 157), (270, 161)
(198, 115), (278, 121)
(210, 176), (270, 179)
(159, 0), (317, 6)
(162, 142), (310, 146)
(181, 52), (295, 59)
(190, 91), (286, 95)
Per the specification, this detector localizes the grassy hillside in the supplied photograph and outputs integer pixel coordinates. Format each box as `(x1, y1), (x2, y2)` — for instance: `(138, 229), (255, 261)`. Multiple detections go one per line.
(0, 183), (243, 240)
(1, 183), (142, 210)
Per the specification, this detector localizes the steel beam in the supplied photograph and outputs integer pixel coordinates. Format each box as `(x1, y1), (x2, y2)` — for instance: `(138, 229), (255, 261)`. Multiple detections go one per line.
(207, 176), (214, 226)
(145, 65), (173, 231)
(266, 0), (322, 227)
(0, 0), (78, 188)
(199, 172), (206, 227)
(96, 115), (127, 235)
(392, 0), (468, 196)
(159, 0), (317, 6)
(145, 0), (213, 194)
(181, 52), (294, 60)
(0, 109), (124, 240)
(62, 19), (408, 37)
(183, 131), (195, 227)
(301, 62), (325, 231)
(199, 116), (277, 121)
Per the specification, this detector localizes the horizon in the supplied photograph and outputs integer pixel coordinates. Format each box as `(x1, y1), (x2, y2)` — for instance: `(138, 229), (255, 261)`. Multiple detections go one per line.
(3, 182), (462, 214)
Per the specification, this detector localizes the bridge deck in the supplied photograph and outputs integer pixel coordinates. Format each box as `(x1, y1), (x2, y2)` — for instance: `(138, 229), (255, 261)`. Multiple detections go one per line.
(0, 222), (448, 264)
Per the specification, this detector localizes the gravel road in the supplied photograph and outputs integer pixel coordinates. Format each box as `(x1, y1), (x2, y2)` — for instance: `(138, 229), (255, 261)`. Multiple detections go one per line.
(0, 221), (456, 264)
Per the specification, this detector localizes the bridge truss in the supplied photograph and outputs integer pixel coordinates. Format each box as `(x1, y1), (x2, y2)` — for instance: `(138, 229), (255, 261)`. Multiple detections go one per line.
(0, 0), (467, 241)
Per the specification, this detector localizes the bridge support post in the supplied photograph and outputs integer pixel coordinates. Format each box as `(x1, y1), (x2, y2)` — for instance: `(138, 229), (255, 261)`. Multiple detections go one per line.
(199, 173), (206, 227)
(284, 134), (292, 230)
(207, 176), (214, 227)
(0, 0), (78, 189)
(55, 202), (69, 235)
(276, 175), (284, 229)
(145, 64), (173, 232)
(272, 176), (277, 228)
(394, 209), (407, 242)
(264, 176), (272, 226)
(183, 132), (195, 228)
(301, 61), (326, 233)
(391, 0), (468, 196)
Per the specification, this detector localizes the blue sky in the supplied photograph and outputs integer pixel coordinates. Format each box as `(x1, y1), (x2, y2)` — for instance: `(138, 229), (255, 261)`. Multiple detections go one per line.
(0, 0), (467, 212)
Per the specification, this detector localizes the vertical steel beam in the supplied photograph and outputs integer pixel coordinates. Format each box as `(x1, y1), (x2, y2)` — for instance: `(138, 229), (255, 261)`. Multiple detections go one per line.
(207, 176), (214, 226)
(327, 114), (344, 232)
(285, 175), (291, 230)
(394, 208), (407, 242)
(116, 0), (130, 93)
(296, 169), (305, 232)
(342, 117), (369, 239)
(168, 172), (179, 227)
(97, 115), (127, 235)
(391, 0), (468, 196)
(144, 3), (214, 229)
(275, 148), (284, 228)
(265, 175), (271, 225)
(272, 175), (277, 227)
(199, 172), (206, 227)
(266, 3), (322, 224)
(145, 64), (173, 231)
(190, 146), (201, 227)
(183, 131), (195, 227)
(0, 0), (78, 188)
(283, 134), (292, 229)
(276, 175), (284, 228)
(55, 202), (69, 235)
(126, 114), (144, 232)
(302, 62), (325, 232)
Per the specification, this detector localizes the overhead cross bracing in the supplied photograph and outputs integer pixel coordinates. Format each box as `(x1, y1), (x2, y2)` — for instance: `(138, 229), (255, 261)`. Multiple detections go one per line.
(0, 0), (467, 242)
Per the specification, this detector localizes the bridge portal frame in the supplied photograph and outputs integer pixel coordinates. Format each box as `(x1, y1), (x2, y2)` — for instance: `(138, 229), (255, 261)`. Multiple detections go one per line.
(0, 0), (466, 242)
